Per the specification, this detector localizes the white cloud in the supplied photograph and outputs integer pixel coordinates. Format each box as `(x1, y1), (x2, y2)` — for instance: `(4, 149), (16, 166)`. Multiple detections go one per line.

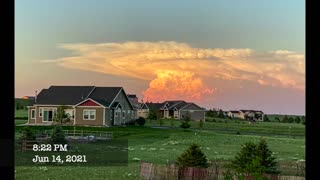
(46, 41), (305, 102)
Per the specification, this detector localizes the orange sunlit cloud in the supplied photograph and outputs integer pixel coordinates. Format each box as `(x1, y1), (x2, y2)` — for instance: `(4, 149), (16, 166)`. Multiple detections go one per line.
(44, 41), (305, 102)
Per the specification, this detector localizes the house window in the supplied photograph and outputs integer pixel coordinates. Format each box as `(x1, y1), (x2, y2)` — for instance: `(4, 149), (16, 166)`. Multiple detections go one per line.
(115, 112), (118, 117)
(122, 111), (125, 118)
(83, 110), (96, 120)
(31, 109), (35, 119)
(39, 108), (43, 117)
(43, 108), (56, 122)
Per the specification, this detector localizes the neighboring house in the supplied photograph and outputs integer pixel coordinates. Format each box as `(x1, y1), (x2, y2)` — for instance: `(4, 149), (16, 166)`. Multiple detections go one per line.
(147, 100), (206, 121)
(227, 111), (242, 119)
(145, 102), (164, 119)
(27, 86), (134, 126)
(239, 110), (264, 121)
(127, 95), (149, 119)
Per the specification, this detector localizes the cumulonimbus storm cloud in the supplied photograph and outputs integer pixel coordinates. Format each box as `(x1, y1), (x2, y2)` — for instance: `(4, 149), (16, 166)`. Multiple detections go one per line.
(44, 41), (305, 102)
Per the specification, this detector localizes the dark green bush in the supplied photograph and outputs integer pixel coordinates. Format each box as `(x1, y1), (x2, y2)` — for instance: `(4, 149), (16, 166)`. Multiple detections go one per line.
(136, 117), (146, 126)
(21, 126), (36, 140)
(51, 126), (67, 144)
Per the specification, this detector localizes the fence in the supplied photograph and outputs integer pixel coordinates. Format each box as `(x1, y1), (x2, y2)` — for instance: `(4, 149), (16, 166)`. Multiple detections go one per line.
(139, 161), (305, 180)
(43, 130), (113, 139)
(21, 140), (41, 151)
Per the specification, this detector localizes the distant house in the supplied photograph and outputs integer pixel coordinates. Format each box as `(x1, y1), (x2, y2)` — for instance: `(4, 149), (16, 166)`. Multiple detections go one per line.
(146, 100), (206, 121)
(127, 94), (149, 119)
(239, 110), (264, 121)
(27, 86), (134, 126)
(227, 111), (242, 119)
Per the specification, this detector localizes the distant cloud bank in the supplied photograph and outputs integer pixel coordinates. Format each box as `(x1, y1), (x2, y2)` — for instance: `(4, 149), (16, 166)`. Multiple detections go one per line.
(44, 41), (305, 102)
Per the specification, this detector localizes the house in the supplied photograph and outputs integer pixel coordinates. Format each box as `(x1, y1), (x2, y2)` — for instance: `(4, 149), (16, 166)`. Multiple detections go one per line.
(239, 110), (264, 121)
(27, 86), (134, 126)
(127, 94), (149, 119)
(227, 111), (242, 119)
(146, 100), (206, 121)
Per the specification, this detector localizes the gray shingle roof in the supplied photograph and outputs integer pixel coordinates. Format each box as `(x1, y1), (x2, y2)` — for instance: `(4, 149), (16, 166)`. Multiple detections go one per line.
(35, 86), (122, 106)
(36, 86), (95, 105)
(88, 87), (122, 107)
(145, 103), (164, 110)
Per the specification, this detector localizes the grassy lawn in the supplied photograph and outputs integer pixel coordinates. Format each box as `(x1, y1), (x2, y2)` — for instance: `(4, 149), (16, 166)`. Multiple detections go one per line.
(15, 122), (305, 179)
(15, 119), (28, 125)
(145, 118), (305, 137)
(15, 109), (28, 118)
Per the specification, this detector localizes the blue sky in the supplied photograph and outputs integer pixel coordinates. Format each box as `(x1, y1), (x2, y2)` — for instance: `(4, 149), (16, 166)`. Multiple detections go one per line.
(15, 0), (305, 114)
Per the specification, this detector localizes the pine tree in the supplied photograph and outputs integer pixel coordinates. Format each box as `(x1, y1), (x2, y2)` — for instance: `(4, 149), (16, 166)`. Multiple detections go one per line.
(176, 143), (209, 168)
(229, 139), (279, 176)
(218, 109), (225, 118)
(256, 139), (279, 174)
(51, 126), (67, 144)
(21, 126), (36, 140)
(53, 105), (71, 124)
(288, 116), (294, 123)
(282, 115), (289, 123)
(263, 115), (270, 122)
(294, 116), (301, 124)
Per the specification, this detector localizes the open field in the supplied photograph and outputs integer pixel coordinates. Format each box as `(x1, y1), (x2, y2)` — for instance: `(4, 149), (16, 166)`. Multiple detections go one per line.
(15, 120), (305, 180)
(15, 110), (28, 118)
(267, 114), (304, 122)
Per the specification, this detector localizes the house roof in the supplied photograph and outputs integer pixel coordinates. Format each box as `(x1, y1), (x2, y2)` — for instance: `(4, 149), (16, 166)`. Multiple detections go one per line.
(172, 101), (189, 110)
(160, 100), (184, 110)
(34, 86), (123, 107)
(145, 102), (164, 110)
(127, 94), (137, 99)
(129, 98), (142, 109)
(239, 110), (263, 113)
(88, 87), (122, 107)
(35, 86), (95, 105)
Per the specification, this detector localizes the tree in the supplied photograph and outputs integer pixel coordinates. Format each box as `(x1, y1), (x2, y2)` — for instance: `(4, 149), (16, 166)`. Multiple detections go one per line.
(16, 102), (21, 110)
(176, 143), (208, 168)
(288, 116), (294, 123)
(53, 105), (71, 125)
(275, 117), (281, 122)
(180, 112), (191, 129)
(294, 116), (301, 124)
(263, 115), (270, 122)
(136, 117), (146, 126)
(21, 126), (36, 140)
(199, 119), (204, 129)
(206, 109), (218, 117)
(218, 109), (225, 118)
(147, 109), (157, 120)
(282, 115), (289, 123)
(256, 139), (279, 174)
(301, 116), (305, 125)
(51, 126), (67, 144)
(228, 138), (279, 177)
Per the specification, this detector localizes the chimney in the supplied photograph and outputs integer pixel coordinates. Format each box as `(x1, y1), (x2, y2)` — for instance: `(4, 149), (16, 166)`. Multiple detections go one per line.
(35, 91), (37, 103)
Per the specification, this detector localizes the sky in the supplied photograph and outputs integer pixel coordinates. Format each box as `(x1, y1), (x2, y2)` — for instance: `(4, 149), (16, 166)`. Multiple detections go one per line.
(15, 0), (305, 115)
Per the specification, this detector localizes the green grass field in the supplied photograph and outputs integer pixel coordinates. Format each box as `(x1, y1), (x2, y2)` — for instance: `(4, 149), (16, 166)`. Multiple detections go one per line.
(15, 109), (28, 118)
(15, 119), (305, 180)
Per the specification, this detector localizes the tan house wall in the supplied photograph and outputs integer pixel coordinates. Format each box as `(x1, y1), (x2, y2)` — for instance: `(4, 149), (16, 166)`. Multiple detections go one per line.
(75, 107), (104, 126)
(137, 109), (149, 118)
(28, 107), (36, 124)
(29, 105), (75, 125)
